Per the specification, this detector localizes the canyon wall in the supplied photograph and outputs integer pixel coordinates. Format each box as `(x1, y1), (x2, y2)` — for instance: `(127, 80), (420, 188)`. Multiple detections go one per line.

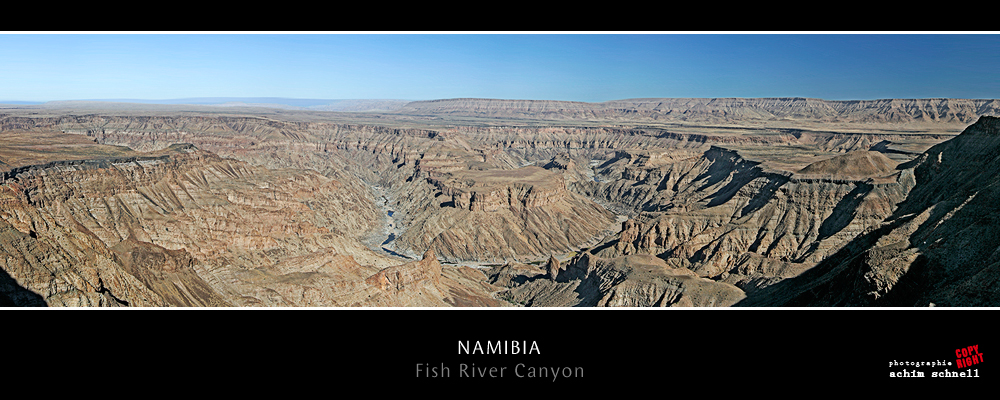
(2, 98), (996, 306)
(0, 136), (503, 306)
(739, 116), (1000, 306)
(396, 97), (1000, 124)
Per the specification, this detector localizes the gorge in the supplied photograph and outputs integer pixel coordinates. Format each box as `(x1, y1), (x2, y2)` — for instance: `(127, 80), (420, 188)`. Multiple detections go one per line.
(2, 97), (997, 307)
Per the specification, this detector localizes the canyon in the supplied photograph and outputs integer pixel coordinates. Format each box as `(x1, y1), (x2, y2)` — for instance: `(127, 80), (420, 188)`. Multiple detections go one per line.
(1, 97), (997, 307)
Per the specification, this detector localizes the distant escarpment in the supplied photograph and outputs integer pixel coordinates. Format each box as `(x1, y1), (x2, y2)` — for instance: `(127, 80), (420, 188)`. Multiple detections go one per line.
(396, 97), (1000, 125)
(739, 116), (1000, 306)
(0, 113), (955, 178)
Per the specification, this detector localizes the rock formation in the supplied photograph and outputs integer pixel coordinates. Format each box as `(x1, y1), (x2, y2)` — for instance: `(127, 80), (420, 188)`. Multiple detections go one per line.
(489, 252), (745, 307)
(546, 255), (561, 280)
(2, 97), (997, 307)
(395, 97), (1000, 125)
(406, 165), (618, 263)
(578, 145), (915, 293)
(796, 150), (898, 178)
(0, 131), (505, 306)
(738, 116), (1000, 306)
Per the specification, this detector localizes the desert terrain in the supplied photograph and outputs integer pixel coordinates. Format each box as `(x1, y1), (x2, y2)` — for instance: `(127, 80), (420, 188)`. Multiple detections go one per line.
(2, 97), (999, 307)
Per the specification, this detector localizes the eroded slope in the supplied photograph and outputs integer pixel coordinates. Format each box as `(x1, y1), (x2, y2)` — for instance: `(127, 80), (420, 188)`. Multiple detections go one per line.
(738, 116), (1000, 306)
(1, 101), (987, 307)
(0, 132), (504, 306)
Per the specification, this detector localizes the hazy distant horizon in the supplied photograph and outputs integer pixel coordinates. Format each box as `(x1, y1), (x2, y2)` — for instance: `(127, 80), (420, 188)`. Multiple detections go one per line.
(9, 96), (1000, 108)
(6, 94), (1000, 108)
(0, 97), (425, 113)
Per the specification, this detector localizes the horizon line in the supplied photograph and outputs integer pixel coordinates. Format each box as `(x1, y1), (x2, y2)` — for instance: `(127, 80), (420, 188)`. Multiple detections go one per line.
(4, 96), (1000, 105)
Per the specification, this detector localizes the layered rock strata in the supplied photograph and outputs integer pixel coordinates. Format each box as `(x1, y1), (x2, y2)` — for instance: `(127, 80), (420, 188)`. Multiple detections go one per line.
(738, 116), (1000, 306)
(489, 252), (745, 307)
(0, 135), (504, 306)
(396, 97), (1000, 125)
(577, 145), (915, 295)
(2, 103), (989, 307)
(395, 163), (618, 263)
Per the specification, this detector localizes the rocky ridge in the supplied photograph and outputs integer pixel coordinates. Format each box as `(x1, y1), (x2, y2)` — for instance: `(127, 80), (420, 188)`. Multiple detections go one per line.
(0, 134), (503, 306)
(738, 116), (1000, 306)
(489, 252), (745, 307)
(396, 97), (1000, 125)
(569, 145), (915, 296)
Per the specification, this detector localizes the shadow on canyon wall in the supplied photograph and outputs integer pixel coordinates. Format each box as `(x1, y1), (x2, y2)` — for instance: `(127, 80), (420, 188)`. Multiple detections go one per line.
(0, 267), (46, 307)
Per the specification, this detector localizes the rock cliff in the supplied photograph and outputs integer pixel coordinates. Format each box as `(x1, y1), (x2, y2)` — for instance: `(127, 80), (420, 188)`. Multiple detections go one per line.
(2, 97), (993, 307)
(0, 133), (504, 306)
(576, 145), (915, 295)
(738, 116), (1000, 306)
(489, 252), (745, 307)
(395, 97), (1000, 125)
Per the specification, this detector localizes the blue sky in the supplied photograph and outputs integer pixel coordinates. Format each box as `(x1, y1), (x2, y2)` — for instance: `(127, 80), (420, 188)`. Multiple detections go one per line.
(1, 33), (998, 103)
